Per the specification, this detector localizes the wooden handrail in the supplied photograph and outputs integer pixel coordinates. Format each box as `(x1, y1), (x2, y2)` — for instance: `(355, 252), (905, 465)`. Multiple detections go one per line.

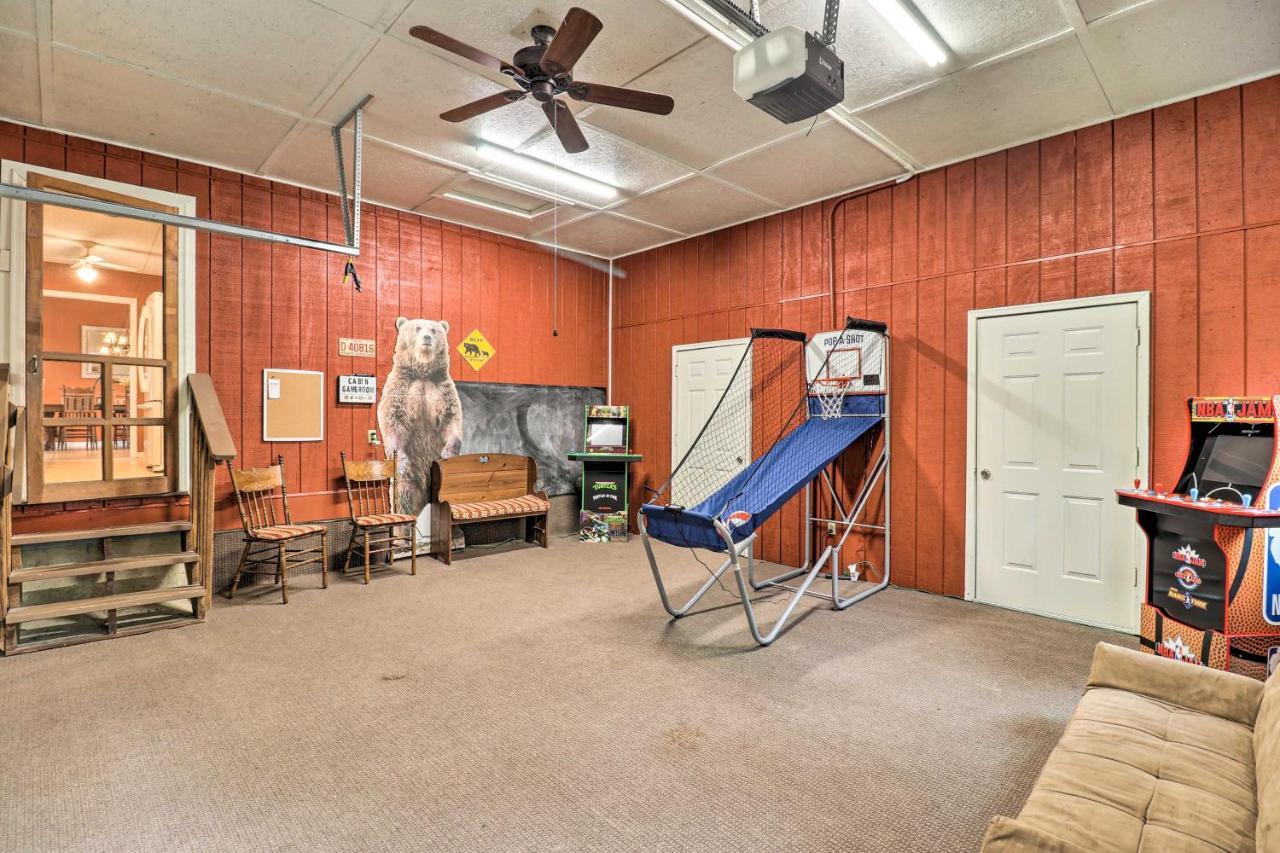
(1, 364), (14, 628)
(188, 373), (236, 462)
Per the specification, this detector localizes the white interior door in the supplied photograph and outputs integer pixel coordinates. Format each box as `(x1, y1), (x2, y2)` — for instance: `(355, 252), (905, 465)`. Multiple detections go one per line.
(672, 339), (750, 506)
(973, 301), (1142, 631)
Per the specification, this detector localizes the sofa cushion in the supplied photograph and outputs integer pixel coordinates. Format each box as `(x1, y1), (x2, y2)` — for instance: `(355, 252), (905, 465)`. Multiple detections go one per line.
(1256, 672), (1280, 850)
(1015, 686), (1257, 852)
(450, 494), (549, 521)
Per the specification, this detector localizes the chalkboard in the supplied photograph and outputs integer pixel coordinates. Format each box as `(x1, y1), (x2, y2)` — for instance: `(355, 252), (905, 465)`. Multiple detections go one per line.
(457, 382), (606, 496)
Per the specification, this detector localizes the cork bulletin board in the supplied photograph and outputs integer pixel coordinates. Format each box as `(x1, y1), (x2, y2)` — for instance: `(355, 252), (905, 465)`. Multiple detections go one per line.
(262, 369), (325, 442)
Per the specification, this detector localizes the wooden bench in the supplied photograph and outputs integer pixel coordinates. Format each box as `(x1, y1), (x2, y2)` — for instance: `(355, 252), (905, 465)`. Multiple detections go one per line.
(428, 454), (549, 565)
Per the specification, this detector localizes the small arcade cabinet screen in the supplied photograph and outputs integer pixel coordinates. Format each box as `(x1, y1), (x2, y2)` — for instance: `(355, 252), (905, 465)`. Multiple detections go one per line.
(1195, 434), (1272, 494)
(586, 420), (626, 452)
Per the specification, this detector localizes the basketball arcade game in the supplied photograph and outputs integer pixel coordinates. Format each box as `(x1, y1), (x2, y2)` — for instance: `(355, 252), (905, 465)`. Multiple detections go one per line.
(1117, 396), (1280, 678)
(639, 317), (889, 646)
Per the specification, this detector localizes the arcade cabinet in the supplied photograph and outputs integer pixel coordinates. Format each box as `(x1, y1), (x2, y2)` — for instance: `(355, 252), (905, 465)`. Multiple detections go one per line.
(567, 405), (642, 542)
(1117, 396), (1280, 679)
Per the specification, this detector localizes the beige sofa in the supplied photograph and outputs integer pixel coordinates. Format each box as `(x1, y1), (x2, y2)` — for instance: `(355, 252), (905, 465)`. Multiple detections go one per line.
(981, 642), (1277, 852)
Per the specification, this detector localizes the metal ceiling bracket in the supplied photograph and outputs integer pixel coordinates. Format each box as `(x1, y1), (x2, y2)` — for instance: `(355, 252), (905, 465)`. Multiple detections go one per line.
(0, 96), (374, 257)
(820, 0), (839, 46)
(333, 94), (372, 251)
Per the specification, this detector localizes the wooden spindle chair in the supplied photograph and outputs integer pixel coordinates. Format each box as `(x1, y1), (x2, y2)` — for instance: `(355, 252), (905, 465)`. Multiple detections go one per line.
(225, 455), (328, 604)
(340, 450), (417, 584)
(61, 385), (99, 450)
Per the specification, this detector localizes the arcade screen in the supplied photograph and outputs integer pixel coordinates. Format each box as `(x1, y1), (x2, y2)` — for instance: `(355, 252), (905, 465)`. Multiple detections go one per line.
(1196, 434), (1272, 492)
(586, 420), (626, 450)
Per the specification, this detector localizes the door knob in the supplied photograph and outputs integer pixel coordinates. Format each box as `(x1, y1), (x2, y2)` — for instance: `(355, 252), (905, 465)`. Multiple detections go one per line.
(979, 469), (991, 480)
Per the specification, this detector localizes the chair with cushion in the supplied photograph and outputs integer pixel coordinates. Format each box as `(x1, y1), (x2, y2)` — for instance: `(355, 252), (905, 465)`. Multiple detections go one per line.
(981, 641), (1279, 852)
(224, 455), (327, 604)
(339, 450), (417, 584)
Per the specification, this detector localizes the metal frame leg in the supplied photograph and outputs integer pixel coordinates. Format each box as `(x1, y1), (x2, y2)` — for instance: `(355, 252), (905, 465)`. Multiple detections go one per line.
(640, 512), (736, 618)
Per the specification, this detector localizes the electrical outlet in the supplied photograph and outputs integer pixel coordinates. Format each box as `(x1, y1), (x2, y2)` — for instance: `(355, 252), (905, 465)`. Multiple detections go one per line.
(367, 429), (379, 444)
(827, 521), (837, 536)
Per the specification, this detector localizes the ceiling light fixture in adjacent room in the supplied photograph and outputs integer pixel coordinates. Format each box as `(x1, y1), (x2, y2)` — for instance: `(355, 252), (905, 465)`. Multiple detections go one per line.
(476, 144), (619, 203)
(72, 255), (100, 283)
(866, 0), (948, 67)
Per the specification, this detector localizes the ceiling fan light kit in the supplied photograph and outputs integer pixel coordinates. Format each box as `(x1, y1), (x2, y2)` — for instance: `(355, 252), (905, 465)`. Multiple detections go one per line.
(411, 7), (676, 156)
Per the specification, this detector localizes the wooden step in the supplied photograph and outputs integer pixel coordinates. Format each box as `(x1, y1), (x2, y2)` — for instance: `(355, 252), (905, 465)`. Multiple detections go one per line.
(5, 584), (206, 624)
(12, 521), (191, 547)
(9, 551), (199, 584)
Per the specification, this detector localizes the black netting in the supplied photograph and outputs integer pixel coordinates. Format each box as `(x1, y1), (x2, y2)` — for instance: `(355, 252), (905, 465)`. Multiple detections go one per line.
(655, 320), (871, 518)
(656, 329), (805, 512)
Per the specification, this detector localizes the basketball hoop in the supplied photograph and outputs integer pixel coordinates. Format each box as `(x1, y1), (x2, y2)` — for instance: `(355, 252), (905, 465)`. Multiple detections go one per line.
(811, 376), (854, 419)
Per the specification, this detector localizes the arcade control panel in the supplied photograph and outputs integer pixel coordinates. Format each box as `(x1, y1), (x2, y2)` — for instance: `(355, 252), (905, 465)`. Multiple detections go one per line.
(1117, 479), (1280, 528)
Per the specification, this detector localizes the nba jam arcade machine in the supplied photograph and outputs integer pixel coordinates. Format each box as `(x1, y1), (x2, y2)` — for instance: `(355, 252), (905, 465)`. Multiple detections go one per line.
(1117, 396), (1280, 678)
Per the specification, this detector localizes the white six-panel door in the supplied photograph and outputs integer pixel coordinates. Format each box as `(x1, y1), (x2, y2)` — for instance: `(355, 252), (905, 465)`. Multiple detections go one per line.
(671, 339), (751, 507)
(972, 300), (1144, 632)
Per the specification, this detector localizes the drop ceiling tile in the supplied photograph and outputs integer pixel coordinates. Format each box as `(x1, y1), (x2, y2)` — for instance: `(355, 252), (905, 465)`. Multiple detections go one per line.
(1087, 0), (1280, 113)
(47, 47), (296, 172)
(857, 35), (1112, 166)
(612, 175), (778, 237)
(389, 0), (704, 93)
(309, 0), (406, 27)
(0, 30), (41, 125)
(707, 119), (903, 207)
(269, 123), (460, 210)
(532, 212), (681, 257)
(763, 0), (1070, 109)
(0, 2), (36, 35)
(583, 38), (796, 170)
(1075, 0), (1154, 24)
(518, 124), (692, 196)
(50, 0), (370, 115)
(415, 195), (566, 241)
(315, 35), (549, 173)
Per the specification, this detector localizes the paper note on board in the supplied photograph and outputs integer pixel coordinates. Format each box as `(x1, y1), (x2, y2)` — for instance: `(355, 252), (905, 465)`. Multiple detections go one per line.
(268, 377), (281, 399)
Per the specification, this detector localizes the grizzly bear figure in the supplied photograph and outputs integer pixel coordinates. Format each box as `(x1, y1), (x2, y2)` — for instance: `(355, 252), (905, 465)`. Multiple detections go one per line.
(377, 317), (463, 519)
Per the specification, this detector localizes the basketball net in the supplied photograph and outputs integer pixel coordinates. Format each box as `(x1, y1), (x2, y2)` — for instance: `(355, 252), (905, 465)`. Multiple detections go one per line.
(812, 376), (853, 419)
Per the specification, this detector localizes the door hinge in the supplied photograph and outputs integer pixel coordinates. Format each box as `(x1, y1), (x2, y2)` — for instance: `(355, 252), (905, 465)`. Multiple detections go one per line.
(1134, 565), (1139, 588)
(1136, 326), (1141, 347)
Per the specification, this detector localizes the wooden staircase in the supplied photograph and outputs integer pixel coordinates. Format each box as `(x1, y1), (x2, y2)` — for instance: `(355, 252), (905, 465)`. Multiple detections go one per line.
(0, 370), (236, 654)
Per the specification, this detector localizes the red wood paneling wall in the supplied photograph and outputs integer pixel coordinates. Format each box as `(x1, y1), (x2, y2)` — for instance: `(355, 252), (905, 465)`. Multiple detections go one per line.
(612, 76), (1280, 597)
(2, 121), (608, 532)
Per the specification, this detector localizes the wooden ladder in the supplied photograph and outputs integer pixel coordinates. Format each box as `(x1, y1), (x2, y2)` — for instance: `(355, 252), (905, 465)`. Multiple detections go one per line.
(0, 372), (236, 655)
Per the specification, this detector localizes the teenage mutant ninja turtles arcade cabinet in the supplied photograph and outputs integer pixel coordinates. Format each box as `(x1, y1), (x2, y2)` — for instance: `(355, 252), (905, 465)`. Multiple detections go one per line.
(1117, 396), (1280, 679)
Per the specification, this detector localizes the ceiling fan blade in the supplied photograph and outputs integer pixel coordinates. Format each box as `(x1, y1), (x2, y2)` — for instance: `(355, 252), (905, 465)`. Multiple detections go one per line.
(409, 25), (519, 76)
(568, 82), (674, 115)
(540, 7), (602, 77)
(542, 100), (588, 154)
(440, 91), (526, 123)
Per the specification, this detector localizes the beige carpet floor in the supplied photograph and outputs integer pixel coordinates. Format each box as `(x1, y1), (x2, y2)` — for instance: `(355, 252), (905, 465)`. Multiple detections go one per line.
(0, 536), (1129, 852)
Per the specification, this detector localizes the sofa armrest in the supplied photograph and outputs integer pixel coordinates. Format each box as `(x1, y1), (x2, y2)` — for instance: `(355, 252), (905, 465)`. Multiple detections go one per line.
(980, 816), (1093, 852)
(1086, 642), (1263, 727)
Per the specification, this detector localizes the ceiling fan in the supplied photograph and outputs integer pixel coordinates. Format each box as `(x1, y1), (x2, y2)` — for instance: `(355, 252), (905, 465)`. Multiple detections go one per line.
(410, 7), (675, 154)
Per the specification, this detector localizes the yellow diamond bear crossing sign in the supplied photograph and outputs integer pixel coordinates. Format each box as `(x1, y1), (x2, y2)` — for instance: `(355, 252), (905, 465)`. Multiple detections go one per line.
(458, 329), (494, 371)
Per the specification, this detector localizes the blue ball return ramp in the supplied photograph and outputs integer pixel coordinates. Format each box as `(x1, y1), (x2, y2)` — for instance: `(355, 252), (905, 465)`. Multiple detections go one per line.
(640, 317), (891, 646)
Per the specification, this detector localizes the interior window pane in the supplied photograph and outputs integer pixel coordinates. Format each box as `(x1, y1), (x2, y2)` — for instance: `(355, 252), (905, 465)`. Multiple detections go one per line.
(113, 425), (165, 480)
(43, 426), (103, 484)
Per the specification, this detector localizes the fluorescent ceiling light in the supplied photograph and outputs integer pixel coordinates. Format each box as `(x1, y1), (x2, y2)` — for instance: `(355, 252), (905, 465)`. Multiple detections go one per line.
(867, 0), (948, 67)
(655, 0), (746, 50)
(441, 191), (540, 220)
(476, 144), (619, 203)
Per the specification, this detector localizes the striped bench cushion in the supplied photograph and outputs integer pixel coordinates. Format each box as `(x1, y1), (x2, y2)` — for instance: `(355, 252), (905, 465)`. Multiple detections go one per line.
(450, 495), (549, 521)
(355, 512), (417, 527)
(250, 523), (326, 541)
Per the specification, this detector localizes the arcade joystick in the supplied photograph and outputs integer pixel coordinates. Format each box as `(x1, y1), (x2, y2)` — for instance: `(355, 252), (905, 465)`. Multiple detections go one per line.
(1244, 494), (1254, 508)
(1133, 478), (1141, 491)
(1189, 487), (1199, 502)
(1155, 483), (1166, 497)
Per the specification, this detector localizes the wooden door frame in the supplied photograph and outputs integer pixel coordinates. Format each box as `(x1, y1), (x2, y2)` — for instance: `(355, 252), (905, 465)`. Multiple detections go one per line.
(1, 160), (196, 503)
(963, 291), (1151, 633)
